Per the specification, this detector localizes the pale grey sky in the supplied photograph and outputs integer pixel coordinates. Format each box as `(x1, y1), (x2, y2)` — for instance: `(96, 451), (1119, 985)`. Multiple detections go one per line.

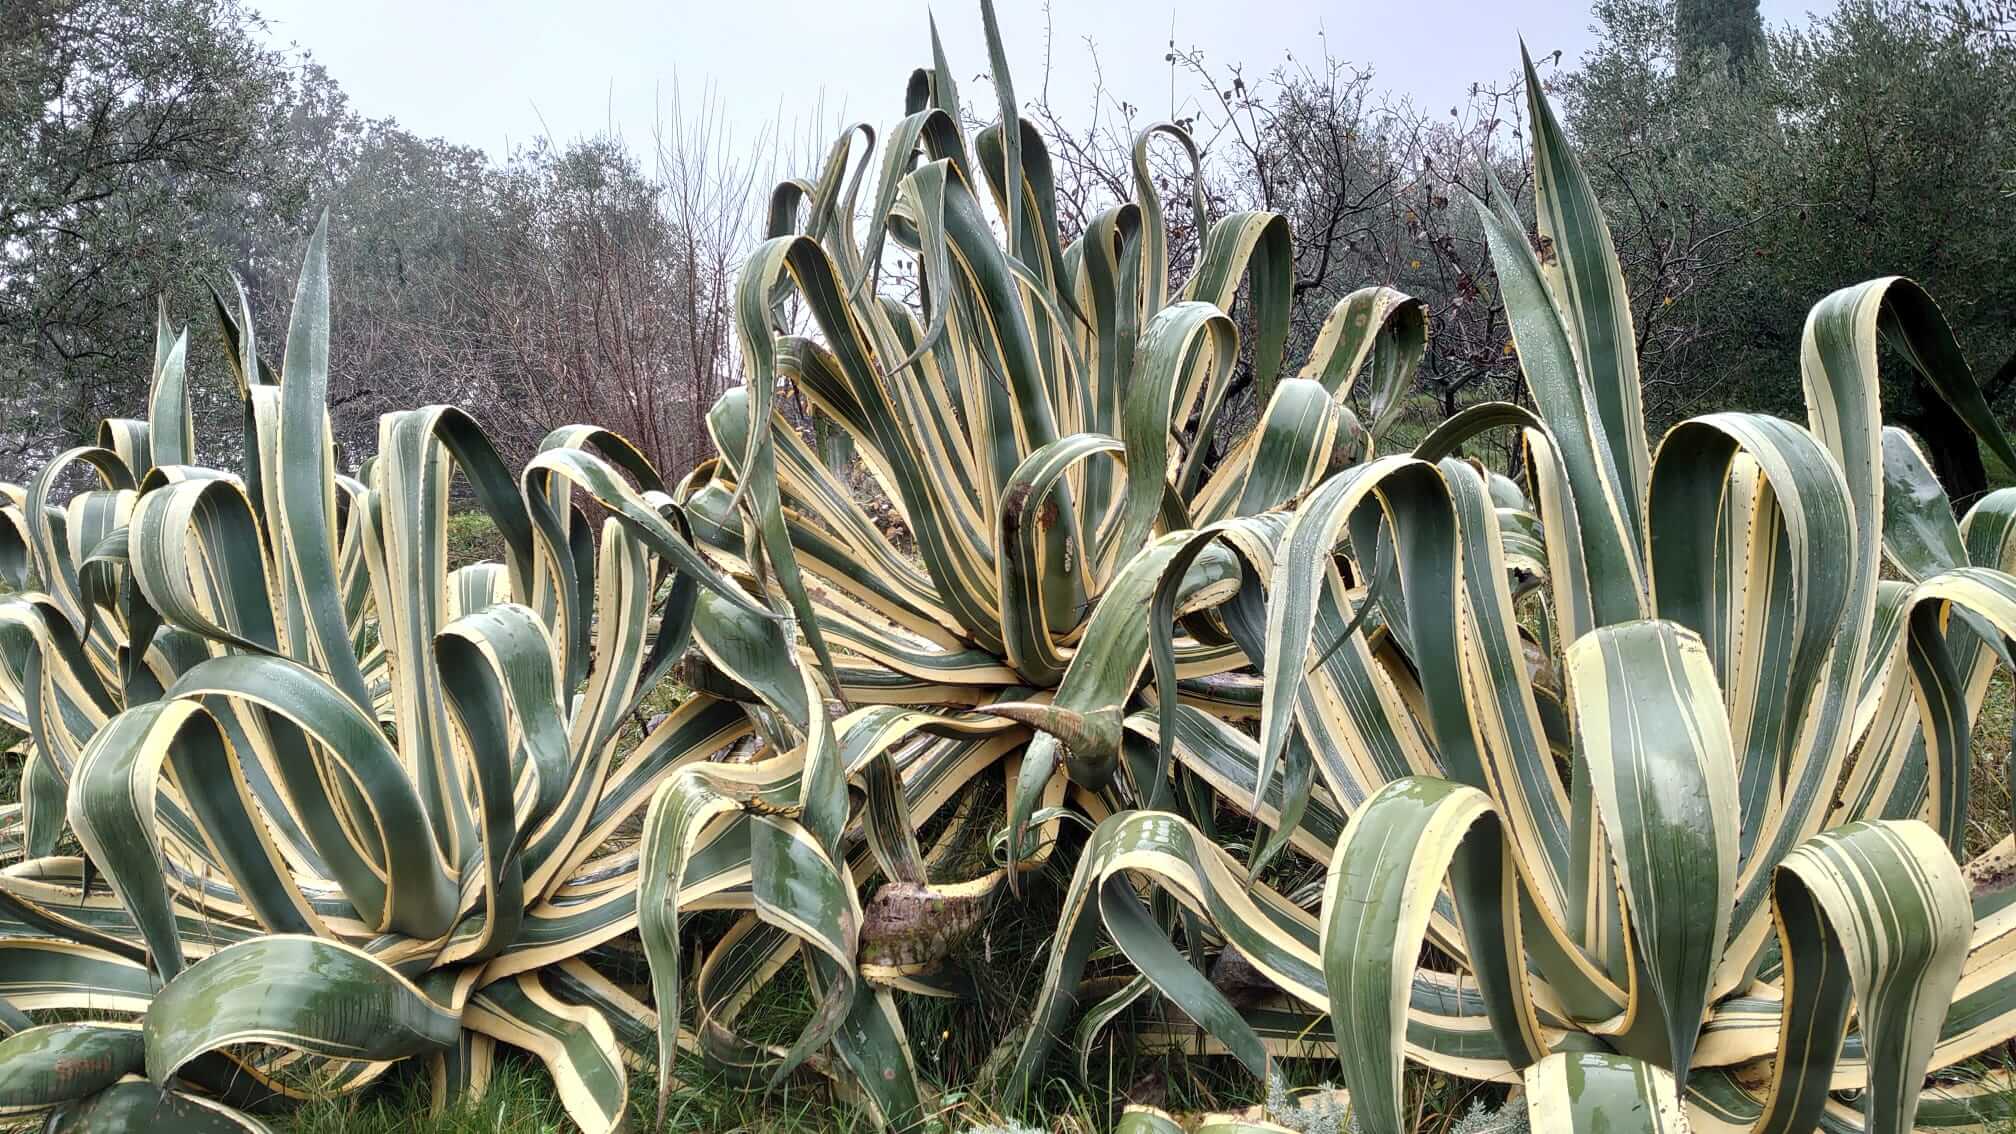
(248, 0), (1814, 161)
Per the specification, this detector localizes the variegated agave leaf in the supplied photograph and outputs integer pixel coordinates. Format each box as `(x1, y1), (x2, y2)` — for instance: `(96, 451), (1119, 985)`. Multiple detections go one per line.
(0, 216), (761, 1133)
(633, 3), (1429, 1128)
(1285, 44), (2016, 1134)
(637, 13), (2016, 1134)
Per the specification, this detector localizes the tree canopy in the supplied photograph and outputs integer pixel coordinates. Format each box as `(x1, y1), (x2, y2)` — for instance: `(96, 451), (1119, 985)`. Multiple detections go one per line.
(2, 0), (2010, 501)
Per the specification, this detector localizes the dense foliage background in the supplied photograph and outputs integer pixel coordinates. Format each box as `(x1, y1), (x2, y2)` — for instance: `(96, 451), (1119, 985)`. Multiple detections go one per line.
(2, 0), (2011, 484)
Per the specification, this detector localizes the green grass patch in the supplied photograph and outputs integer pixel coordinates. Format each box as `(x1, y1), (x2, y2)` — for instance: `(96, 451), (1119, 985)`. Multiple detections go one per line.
(279, 1056), (879, 1134)
(1969, 668), (2015, 860)
(445, 510), (507, 572)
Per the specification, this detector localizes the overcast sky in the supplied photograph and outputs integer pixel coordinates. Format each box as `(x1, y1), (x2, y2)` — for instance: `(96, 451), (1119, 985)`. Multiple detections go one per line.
(247, 0), (1814, 162)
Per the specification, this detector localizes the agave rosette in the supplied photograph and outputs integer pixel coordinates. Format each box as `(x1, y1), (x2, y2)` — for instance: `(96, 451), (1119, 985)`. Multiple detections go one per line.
(0, 224), (773, 1132)
(645, 18), (2016, 1134)
(618, 3), (1452, 1129)
(1045, 62), (2016, 1134)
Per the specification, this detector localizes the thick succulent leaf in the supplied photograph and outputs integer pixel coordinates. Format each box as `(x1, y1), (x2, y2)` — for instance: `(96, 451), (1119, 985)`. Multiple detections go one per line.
(273, 214), (372, 711)
(1182, 210), (1292, 407)
(143, 936), (460, 1083)
(1720, 277), (2016, 965)
(1647, 413), (1853, 900)
(976, 116), (1086, 334)
(1115, 1107), (1188, 1134)
(1523, 45), (1650, 529)
(429, 1031), (496, 1115)
(431, 603), (566, 962)
(1475, 206), (1645, 625)
(147, 307), (194, 469)
(21, 746), (68, 859)
(466, 974), (627, 1134)
(749, 809), (861, 1081)
(1751, 820), (1970, 1134)
(903, 156), (1080, 618)
(706, 387), (848, 703)
(1523, 1050), (1688, 1132)
(1117, 302), (1235, 558)
(44, 1078), (273, 1133)
(1320, 777), (1540, 1134)
(1567, 620), (1737, 1079)
(127, 475), (280, 655)
(998, 433), (1123, 684)
(67, 702), (196, 978)
(0, 939), (158, 1013)
(1131, 123), (1207, 317)
(638, 757), (757, 1111)
(163, 654), (457, 938)
(0, 1022), (144, 1117)
(24, 446), (135, 640)
(206, 273), (270, 394)
(1003, 527), (1239, 856)
(1299, 287), (1426, 443)
(1879, 426), (1966, 580)
(1197, 377), (1345, 523)
(636, 672), (928, 1123)
(1260, 458), (1469, 811)
(1411, 401), (1544, 463)
(1062, 200), (1143, 535)
(769, 305), (1004, 653)
(861, 106), (967, 288)
(159, 701), (324, 936)
(1007, 810), (1312, 1100)
(1474, 177), (1645, 626)
(366, 406), (539, 871)
(523, 444), (764, 626)
(977, 0), (1021, 261)
(1890, 568), (2016, 851)
(1439, 457), (1573, 917)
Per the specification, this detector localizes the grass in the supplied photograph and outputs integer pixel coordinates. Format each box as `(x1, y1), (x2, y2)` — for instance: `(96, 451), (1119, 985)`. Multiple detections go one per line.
(1968, 669), (2015, 860)
(445, 509), (507, 571)
(0, 731), (19, 802)
(281, 1058), (883, 1134)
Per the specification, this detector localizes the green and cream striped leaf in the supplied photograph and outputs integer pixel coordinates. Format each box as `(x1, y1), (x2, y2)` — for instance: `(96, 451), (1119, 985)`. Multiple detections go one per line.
(1565, 620), (1738, 1078)
(1522, 45), (1649, 530)
(44, 1078), (274, 1133)
(143, 935), (462, 1084)
(1523, 1050), (1689, 1133)
(1750, 820), (1970, 1134)
(1320, 776), (1541, 1134)
(466, 973), (627, 1134)
(0, 1022), (144, 1118)
(1298, 287), (1426, 445)
(272, 215), (372, 712)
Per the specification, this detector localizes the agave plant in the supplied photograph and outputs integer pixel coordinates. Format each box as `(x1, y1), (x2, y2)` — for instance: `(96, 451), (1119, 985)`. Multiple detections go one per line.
(1282, 61), (2016, 1134)
(622, 2), (1447, 1128)
(1040, 62), (2016, 1134)
(7, 6), (2016, 1134)
(0, 226), (779, 1131)
(635, 11), (2016, 1134)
